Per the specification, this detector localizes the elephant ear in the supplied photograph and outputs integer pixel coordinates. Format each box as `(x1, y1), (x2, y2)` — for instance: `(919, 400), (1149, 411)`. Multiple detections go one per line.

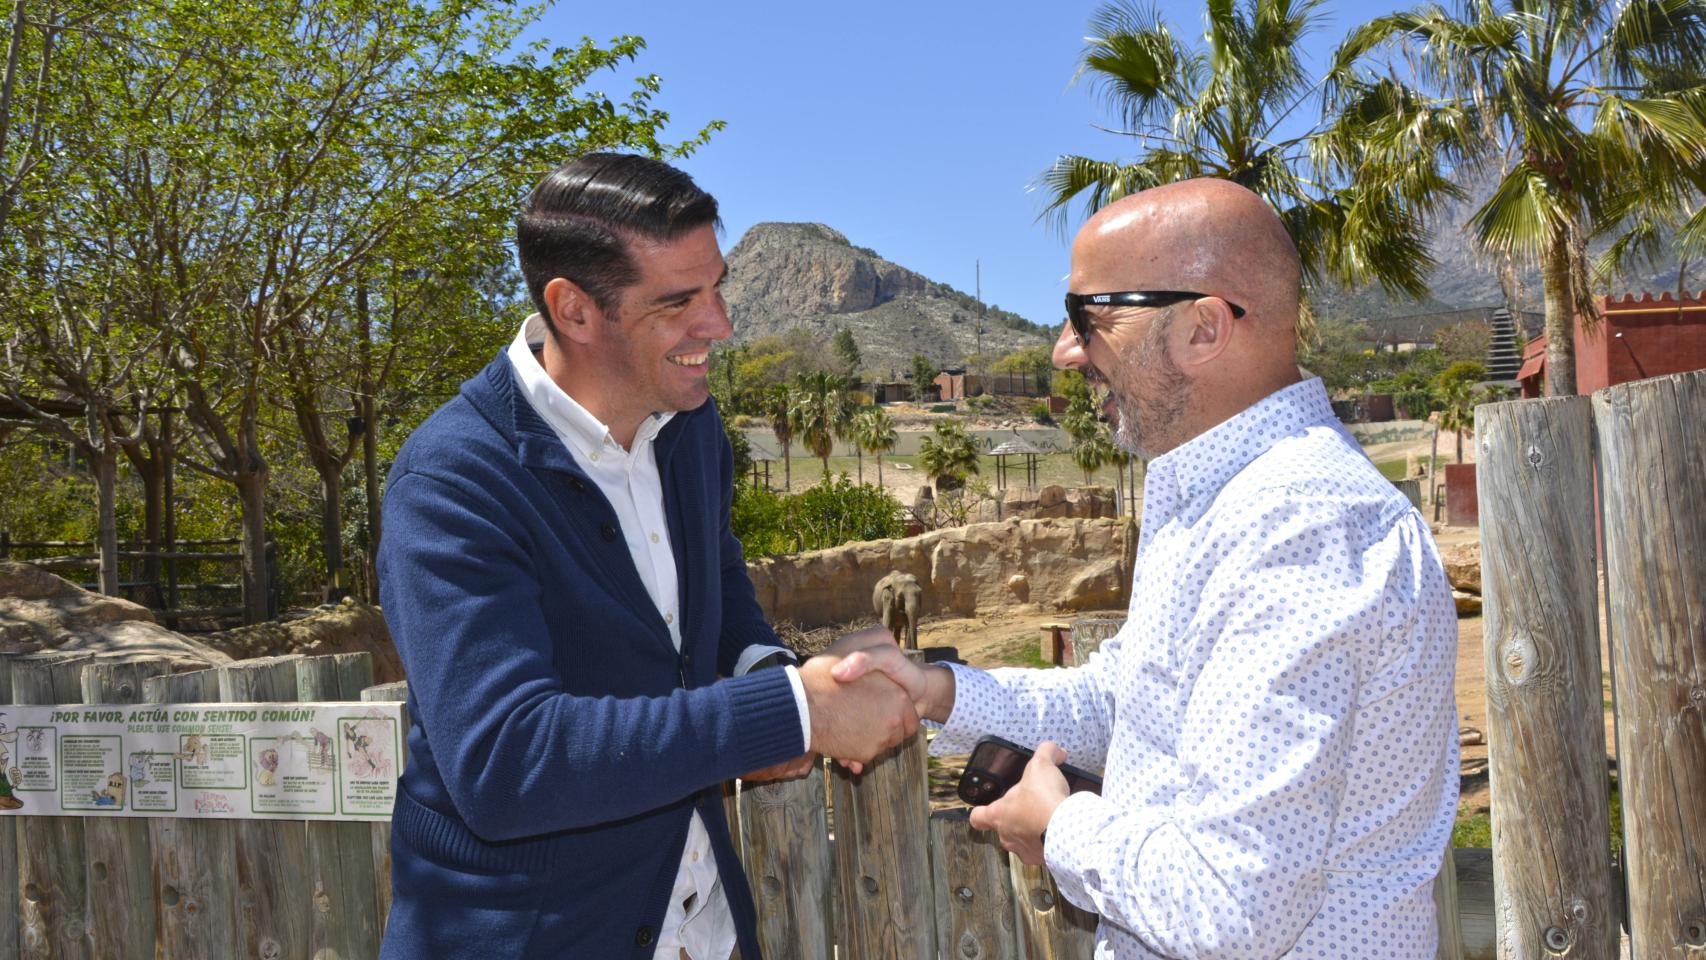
(878, 589), (895, 629)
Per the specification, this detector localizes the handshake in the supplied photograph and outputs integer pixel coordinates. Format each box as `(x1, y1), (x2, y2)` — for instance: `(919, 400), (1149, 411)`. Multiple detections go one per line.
(743, 627), (956, 782)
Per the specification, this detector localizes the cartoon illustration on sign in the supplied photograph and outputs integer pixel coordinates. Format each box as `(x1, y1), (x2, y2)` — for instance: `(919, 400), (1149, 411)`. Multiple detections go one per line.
(257, 748), (280, 787)
(88, 772), (126, 807)
(341, 717), (394, 779)
(0, 716), (22, 811)
(128, 752), (150, 789)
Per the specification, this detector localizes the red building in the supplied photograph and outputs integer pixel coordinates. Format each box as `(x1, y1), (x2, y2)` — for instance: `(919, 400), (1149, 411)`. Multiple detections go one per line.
(1518, 290), (1706, 397)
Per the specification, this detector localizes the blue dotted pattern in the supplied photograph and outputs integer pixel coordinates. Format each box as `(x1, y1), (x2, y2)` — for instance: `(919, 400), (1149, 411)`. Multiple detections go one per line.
(931, 378), (1459, 959)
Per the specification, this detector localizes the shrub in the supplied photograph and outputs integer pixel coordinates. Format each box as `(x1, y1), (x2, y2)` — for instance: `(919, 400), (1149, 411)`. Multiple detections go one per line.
(731, 475), (904, 558)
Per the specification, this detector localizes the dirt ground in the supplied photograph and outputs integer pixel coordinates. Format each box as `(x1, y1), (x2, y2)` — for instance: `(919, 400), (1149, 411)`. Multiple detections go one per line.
(900, 524), (1614, 817)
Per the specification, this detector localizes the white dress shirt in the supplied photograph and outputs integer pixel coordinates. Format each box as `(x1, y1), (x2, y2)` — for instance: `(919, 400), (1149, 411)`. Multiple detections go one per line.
(507, 315), (808, 960)
(931, 378), (1459, 959)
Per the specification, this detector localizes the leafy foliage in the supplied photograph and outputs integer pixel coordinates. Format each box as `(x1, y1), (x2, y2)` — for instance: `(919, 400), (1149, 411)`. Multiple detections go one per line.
(918, 420), (981, 491)
(730, 476), (903, 558)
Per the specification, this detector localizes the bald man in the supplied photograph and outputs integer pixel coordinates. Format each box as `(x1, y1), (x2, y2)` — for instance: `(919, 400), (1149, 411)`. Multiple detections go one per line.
(837, 179), (1459, 958)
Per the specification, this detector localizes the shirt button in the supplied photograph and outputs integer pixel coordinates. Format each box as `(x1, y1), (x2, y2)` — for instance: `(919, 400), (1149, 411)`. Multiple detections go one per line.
(633, 926), (655, 947)
(691, 849), (700, 862)
(650, 532), (660, 543)
(589, 452), (600, 462)
(665, 612), (675, 624)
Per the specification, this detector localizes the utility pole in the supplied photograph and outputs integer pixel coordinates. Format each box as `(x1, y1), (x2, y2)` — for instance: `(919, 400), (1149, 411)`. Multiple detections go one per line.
(975, 259), (984, 360)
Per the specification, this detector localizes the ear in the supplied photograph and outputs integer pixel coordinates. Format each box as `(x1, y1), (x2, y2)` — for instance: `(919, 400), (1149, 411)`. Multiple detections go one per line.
(1173, 298), (1238, 370)
(543, 277), (606, 347)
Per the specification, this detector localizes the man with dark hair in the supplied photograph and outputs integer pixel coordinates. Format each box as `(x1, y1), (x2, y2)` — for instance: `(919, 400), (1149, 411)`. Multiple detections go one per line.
(377, 152), (918, 959)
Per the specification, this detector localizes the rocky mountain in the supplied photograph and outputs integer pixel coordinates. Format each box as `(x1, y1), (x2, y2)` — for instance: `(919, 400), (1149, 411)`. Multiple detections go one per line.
(723, 223), (1055, 378)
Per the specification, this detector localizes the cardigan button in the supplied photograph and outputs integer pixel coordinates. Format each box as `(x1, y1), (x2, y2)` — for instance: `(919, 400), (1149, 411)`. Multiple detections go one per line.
(634, 925), (655, 947)
(569, 477), (586, 492)
(600, 523), (618, 542)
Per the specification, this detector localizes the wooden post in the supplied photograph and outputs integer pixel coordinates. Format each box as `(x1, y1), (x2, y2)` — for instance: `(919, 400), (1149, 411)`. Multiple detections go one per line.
(1009, 859), (1097, 956)
(1475, 397), (1616, 958)
(1433, 845), (1463, 960)
(295, 654), (379, 960)
(359, 679), (408, 939)
(13, 654), (95, 960)
(739, 766), (831, 960)
(1592, 370), (1706, 958)
(928, 809), (1019, 960)
(142, 668), (238, 960)
(1067, 617), (1122, 668)
(828, 653), (934, 959)
(1, 654), (20, 960)
(79, 659), (171, 960)
(218, 657), (309, 960)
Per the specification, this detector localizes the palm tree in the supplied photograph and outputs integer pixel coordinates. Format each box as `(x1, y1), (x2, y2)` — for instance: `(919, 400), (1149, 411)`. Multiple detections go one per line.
(852, 407), (898, 487)
(1435, 361), (1487, 463)
(1335, 0), (1706, 395)
(918, 420), (980, 491)
(789, 371), (852, 476)
(763, 384), (794, 491)
(1041, 0), (1479, 308)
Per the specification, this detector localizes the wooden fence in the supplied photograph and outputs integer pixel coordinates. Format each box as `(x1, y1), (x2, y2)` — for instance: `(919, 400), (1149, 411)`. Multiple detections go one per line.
(1475, 368), (1706, 959)
(0, 534), (260, 625)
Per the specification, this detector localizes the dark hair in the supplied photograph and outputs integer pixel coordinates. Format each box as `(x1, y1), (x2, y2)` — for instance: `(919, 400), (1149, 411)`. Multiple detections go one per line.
(516, 153), (721, 328)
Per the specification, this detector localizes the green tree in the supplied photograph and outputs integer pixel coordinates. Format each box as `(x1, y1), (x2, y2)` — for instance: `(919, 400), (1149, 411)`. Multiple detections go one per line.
(918, 420), (980, 491)
(831, 328), (862, 377)
(852, 406), (898, 487)
(1336, 0), (1706, 395)
(991, 345), (1054, 395)
(1435, 360), (1488, 463)
(764, 384), (795, 491)
(789, 371), (852, 475)
(1041, 0), (1478, 310)
(910, 354), (940, 402)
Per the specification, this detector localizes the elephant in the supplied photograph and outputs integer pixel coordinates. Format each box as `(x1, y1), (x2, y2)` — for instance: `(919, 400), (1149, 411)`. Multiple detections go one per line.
(872, 571), (923, 650)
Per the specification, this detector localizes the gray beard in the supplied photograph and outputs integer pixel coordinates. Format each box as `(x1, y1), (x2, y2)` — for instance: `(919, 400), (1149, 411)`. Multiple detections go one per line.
(1112, 311), (1189, 459)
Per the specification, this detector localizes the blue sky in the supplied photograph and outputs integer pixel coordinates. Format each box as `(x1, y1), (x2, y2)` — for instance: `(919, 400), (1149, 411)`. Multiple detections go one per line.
(529, 0), (1416, 330)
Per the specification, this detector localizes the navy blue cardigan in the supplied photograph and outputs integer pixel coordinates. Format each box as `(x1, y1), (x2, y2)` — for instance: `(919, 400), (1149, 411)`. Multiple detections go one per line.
(377, 354), (803, 959)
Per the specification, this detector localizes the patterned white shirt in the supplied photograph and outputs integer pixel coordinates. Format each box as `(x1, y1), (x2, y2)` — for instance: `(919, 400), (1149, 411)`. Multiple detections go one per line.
(931, 378), (1459, 959)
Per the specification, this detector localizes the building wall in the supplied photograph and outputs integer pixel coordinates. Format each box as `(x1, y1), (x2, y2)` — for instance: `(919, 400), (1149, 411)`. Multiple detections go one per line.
(1522, 291), (1706, 396)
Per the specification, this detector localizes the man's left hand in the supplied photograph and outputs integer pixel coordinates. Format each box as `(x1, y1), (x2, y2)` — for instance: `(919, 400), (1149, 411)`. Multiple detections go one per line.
(741, 752), (820, 784)
(968, 741), (1071, 865)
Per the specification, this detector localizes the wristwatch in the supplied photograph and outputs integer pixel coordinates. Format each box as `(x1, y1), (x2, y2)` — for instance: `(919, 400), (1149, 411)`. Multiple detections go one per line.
(746, 650), (798, 674)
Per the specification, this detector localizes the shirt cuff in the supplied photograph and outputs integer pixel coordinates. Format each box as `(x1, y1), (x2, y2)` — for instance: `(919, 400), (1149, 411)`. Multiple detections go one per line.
(925, 662), (997, 756)
(733, 643), (795, 677)
(782, 665), (811, 753)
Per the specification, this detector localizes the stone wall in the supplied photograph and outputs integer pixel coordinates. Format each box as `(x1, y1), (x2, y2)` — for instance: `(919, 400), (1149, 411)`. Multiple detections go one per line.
(746, 517), (1137, 629)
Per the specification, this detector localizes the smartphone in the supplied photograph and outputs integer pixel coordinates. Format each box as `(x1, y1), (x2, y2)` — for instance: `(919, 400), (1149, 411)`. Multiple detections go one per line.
(956, 735), (1103, 806)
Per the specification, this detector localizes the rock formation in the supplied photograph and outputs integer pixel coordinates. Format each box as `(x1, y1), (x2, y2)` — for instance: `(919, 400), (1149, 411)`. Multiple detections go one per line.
(0, 561), (231, 669)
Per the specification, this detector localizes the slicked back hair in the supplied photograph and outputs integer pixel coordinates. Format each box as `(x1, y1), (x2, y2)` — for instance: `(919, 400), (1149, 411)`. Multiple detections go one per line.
(517, 153), (721, 330)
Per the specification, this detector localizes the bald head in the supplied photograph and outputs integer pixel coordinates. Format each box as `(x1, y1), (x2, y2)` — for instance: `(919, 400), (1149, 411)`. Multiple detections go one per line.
(1076, 178), (1301, 325)
(1057, 178), (1306, 456)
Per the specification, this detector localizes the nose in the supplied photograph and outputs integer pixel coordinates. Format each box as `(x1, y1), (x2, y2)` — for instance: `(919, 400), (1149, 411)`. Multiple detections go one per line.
(1052, 320), (1085, 371)
(694, 294), (734, 342)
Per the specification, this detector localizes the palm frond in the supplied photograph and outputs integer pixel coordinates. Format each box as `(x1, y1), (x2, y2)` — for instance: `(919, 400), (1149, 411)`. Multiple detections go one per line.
(1607, 0), (1706, 86)
(1469, 162), (1574, 262)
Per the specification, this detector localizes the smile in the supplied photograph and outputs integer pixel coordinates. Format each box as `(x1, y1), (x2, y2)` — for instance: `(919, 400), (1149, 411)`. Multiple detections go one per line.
(667, 352), (709, 367)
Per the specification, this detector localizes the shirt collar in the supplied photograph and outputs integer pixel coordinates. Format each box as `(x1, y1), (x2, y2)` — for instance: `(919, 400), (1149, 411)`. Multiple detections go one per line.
(506, 313), (672, 457)
(1143, 377), (1336, 514)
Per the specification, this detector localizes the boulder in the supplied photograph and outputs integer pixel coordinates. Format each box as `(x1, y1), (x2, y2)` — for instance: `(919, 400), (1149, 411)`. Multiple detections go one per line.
(1441, 542), (1481, 595)
(1453, 590), (1483, 616)
(0, 561), (231, 669)
(198, 597), (403, 684)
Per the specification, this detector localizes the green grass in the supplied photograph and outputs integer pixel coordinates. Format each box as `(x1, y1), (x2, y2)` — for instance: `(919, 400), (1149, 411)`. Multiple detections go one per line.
(1374, 456), (1446, 480)
(990, 638), (1062, 669)
(1452, 778), (1623, 854)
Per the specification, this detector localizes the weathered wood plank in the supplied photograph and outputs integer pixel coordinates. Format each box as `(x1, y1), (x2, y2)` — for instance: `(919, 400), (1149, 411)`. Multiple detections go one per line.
(295, 654), (379, 960)
(13, 654), (95, 960)
(928, 808), (1019, 960)
(1009, 858), (1097, 957)
(218, 657), (309, 960)
(143, 669), (237, 960)
(1, 654), (22, 960)
(1434, 845), (1463, 960)
(1592, 370), (1706, 959)
(739, 765), (831, 960)
(357, 680), (407, 939)
(829, 726), (933, 958)
(1067, 617), (1122, 667)
(1474, 397), (1617, 958)
(78, 659), (170, 960)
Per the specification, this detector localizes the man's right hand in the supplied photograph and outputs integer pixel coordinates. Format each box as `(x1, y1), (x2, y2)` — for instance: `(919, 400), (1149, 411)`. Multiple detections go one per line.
(798, 656), (920, 765)
(829, 642), (955, 724)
